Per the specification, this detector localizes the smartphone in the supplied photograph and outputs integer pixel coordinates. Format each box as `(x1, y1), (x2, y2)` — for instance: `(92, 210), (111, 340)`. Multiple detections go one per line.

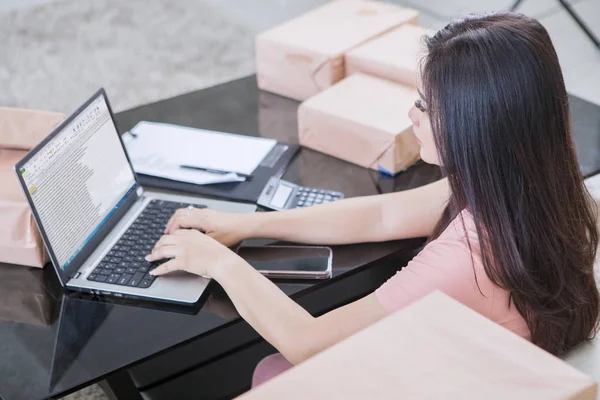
(236, 246), (332, 280)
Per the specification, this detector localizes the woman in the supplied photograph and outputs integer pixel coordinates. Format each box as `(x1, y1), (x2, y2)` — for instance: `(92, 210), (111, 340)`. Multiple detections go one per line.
(147, 11), (599, 386)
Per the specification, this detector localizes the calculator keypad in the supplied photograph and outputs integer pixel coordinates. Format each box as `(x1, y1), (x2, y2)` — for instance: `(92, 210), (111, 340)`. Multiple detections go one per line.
(295, 187), (343, 207)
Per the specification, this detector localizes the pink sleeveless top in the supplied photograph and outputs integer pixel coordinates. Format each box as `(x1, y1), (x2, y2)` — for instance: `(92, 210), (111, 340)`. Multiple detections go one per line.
(376, 210), (530, 339)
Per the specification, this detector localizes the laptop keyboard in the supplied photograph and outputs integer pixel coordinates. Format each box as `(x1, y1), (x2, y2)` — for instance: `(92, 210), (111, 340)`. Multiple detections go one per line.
(87, 199), (206, 289)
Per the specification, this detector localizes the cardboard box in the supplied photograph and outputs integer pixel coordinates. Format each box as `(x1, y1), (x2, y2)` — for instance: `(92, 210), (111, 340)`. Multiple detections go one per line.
(346, 24), (432, 87)
(256, 0), (419, 101)
(0, 108), (65, 267)
(298, 73), (420, 175)
(239, 292), (598, 400)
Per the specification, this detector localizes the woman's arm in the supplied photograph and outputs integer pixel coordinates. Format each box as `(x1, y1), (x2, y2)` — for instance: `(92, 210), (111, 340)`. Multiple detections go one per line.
(150, 179), (450, 362)
(249, 177), (449, 244)
(149, 234), (387, 365)
(166, 177), (450, 245)
(214, 260), (387, 364)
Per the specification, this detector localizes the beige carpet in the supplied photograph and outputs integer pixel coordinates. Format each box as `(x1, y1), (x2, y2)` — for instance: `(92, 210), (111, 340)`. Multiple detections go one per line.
(0, 0), (256, 114)
(62, 385), (108, 400)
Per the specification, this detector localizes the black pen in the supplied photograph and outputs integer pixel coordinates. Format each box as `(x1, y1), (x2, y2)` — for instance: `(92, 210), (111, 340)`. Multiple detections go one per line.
(180, 164), (252, 180)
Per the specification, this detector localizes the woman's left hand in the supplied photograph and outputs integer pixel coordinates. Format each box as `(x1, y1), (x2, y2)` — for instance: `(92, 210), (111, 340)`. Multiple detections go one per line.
(146, 229), (242, 279)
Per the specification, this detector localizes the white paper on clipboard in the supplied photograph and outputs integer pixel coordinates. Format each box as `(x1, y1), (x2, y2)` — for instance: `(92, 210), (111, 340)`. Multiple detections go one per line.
(123, 121), (277, 185)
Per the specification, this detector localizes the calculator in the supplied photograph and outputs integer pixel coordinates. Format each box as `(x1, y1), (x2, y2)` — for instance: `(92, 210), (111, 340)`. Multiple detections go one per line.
(257, 177), (345, 211)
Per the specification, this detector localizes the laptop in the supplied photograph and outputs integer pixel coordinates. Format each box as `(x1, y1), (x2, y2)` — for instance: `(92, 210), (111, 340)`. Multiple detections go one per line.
(14, 89), (256, 304)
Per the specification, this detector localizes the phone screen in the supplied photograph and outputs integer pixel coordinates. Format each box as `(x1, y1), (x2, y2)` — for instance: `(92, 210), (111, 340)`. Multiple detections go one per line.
(237, 246), (331, 277)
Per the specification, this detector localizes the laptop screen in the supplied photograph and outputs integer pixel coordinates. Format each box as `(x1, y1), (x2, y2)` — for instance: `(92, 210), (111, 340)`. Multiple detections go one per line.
(18, 94), (136, 271)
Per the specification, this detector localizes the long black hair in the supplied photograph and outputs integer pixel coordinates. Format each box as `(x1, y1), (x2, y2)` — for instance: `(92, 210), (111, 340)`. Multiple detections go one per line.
(423, 11), (599, 355)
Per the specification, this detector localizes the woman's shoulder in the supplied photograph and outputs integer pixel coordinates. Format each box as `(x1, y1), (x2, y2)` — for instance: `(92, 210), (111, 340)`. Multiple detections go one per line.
(436, 209), (480, 251)
(416, 209), (481, 273)
(374, 209), (490, 315)
(377, 210), (485, 309)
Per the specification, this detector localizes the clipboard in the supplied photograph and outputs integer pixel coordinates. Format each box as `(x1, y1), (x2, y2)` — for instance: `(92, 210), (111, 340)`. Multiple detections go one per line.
(135, 142), (299, 203)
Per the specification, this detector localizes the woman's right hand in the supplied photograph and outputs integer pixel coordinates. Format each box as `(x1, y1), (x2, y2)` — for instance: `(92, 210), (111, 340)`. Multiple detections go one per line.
(164, 208), (255, 247)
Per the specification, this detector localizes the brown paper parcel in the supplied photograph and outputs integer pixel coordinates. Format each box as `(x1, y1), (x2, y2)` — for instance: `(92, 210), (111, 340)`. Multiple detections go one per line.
(256, 0), (419, 101)
(298, 73), (420, 175)
(238, 291), (598, 400)
(0, 108), (66, 267)
(346, 24), (433, 87)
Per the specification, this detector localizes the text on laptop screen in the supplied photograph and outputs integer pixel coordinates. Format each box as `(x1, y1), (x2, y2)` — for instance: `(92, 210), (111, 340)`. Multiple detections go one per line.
(19, 95), (136, 270)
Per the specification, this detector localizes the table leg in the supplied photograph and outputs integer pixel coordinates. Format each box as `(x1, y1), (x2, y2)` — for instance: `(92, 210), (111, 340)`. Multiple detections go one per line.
(99, 370), (143, 400)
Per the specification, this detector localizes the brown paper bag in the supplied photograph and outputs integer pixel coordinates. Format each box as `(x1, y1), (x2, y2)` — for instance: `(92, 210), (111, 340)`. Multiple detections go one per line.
(0, 107), (65, 150)
(0, 107), (66, 267)
(239, 292), (597, 400)
(0, 149), (50, 267)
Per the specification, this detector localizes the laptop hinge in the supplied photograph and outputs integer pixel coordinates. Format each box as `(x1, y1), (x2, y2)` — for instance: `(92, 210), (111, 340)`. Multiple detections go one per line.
(137, 186), (144, 197)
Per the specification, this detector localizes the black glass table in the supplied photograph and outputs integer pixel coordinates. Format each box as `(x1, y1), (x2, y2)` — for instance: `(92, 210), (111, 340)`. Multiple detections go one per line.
(0, 75), (598, 400)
